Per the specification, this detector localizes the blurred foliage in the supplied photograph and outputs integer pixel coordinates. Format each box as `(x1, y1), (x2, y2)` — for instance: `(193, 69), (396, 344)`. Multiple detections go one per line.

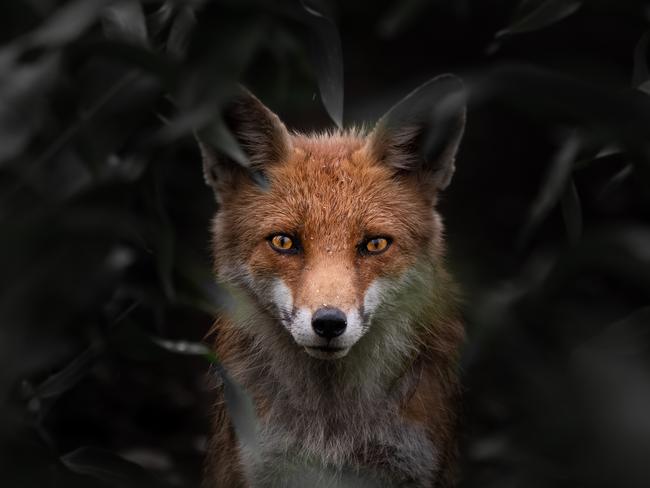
(0, 0), (649, 487)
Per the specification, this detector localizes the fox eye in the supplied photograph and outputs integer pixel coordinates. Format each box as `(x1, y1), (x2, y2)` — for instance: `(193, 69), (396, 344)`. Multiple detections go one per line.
(269, 234), (298, 254)
(361, 237), (391, 255)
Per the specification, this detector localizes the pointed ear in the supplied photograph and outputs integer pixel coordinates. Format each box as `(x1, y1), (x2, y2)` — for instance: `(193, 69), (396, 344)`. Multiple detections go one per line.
(196, 88), (292, 203)
(365, 74), (466, 191)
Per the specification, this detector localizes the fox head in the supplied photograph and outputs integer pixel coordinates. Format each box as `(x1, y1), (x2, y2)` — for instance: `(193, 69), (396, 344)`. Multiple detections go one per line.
(199, 76), (465, 360)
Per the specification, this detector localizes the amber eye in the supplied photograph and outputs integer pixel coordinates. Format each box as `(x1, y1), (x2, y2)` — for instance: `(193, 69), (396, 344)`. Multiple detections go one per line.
(269, 234), (297, 253)
(363, 237), (391, 255)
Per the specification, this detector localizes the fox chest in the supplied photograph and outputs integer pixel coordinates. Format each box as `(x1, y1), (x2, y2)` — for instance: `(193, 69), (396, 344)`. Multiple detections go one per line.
(241, 402), (438, 487)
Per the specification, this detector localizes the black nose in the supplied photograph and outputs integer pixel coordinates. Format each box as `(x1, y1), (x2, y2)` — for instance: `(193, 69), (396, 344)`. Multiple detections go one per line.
(312, 307), (347, 339)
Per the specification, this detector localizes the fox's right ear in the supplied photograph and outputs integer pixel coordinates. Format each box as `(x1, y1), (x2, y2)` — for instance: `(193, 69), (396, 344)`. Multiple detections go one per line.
(196, 88), (291, 204)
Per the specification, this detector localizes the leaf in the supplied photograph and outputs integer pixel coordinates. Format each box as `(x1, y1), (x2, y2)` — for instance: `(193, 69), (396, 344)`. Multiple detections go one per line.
(300, 0), (344, 128)
(472, 65), (650, 170)
(153, 336), (261, 480)
(31, 301), (139, 402)
(61, 447), (163, 488)
(26, 71), (138, 171)
(214, 363), (261, 473)
(598, 163), (634, 200)
(163, 16), (266, 141)
(634, 31), (650, 91)
(561, 177), (582, 245)
(35, 346), (99, 400)
(166, 5), (196, 56)
(496, 0), (582, 38)
(195, 114), (249, 168)
(101, 0), (148, 46)
(31, 0), (110, 47)
(576, 307), (650, 358)
(376, 0), (429, 39)
(152, 169), (176, 301)
(518, 133), (581, 247)
(573, 144), (621, 170)
(152, 337), (214, 358)
(0, 54), (60, 165)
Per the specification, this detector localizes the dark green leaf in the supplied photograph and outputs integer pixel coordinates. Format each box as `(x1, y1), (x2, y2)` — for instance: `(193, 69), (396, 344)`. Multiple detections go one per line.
(152, 170), (176, 301)
(101, 0), (148, 45)
(300, 0), (344, 128)
(214, 362), (261, 475)
(473, 65), (650, 168)
(0, 55), (59, 164)
(166, 5), (196, 56)
(519, 133), (581, 247)
(598, 163), (634, 200)
(152, 337), (214, 359)
(376, 0), (429, 39)
(153, 336), (261, 479)
(35, 346), (99, 400)
(561, 177), (582, 245)
(496, 0), (582, 38)
(31, 0), (109, 47)
(634, 31), (650, 92)
(61, 447), (163, 488)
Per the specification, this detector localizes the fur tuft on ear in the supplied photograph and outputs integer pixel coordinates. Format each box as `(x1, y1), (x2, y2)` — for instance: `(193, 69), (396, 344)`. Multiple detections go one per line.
(196, 87), (291, 202)
(366, 74), (466, 191)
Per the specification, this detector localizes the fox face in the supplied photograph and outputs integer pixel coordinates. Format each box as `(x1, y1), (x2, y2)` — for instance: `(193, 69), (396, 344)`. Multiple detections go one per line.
(199, 77), (465, 360)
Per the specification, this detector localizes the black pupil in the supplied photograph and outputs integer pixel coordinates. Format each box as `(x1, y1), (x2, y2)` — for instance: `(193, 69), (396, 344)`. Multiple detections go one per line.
(279, 237), (289, 247)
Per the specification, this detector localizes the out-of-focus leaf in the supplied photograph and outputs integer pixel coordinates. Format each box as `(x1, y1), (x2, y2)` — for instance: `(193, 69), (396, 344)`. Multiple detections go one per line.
(637, 79), (650, 95)
(561, 177), (582, 245)
(212, 361), (261, 481)
(61, 446), (163, 488)
(573, 145), (621, 170)
(519, 133), (581, 247)
(576, 307), (650, 358)
(148, 1), (195, 56)
(195, 115), (248, 167)
(300, 0), (344, 128)
(496, 0), (582, 38)
(634, 31), (650, 93)
(571, 307), (650, 475)
(31, 300), (139, 402)
(31, 0), (109, 47)
(152, 171), (176, 301)
(34, 346), (99, 401)
(153, 336), (261, 480)
(175, 256), (223, 316)
(472, 65), (650, 167)
(148, 0), (175, 36)
(81, 41), (175, 85)
(29, 70), (138, 171)
(166, 5), (196, 57)
(101, 0), (148, 45)
(377, 0), (429, 39)
(163, 15), (266, 141)
(152, 337), (214, 359)
(598, 163), (634, 200)
(0, 54), (59, 164)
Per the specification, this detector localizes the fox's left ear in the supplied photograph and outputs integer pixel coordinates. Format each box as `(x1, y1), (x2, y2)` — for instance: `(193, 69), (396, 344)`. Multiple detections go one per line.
(365, 74), (466, 191)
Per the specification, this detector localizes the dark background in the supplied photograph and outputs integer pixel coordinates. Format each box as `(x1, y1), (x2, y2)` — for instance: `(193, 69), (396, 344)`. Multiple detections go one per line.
(1, 0), (650, 487)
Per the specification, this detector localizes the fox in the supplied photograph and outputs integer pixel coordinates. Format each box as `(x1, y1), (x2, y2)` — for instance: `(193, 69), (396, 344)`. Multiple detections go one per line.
(198, 75), (466, 488)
